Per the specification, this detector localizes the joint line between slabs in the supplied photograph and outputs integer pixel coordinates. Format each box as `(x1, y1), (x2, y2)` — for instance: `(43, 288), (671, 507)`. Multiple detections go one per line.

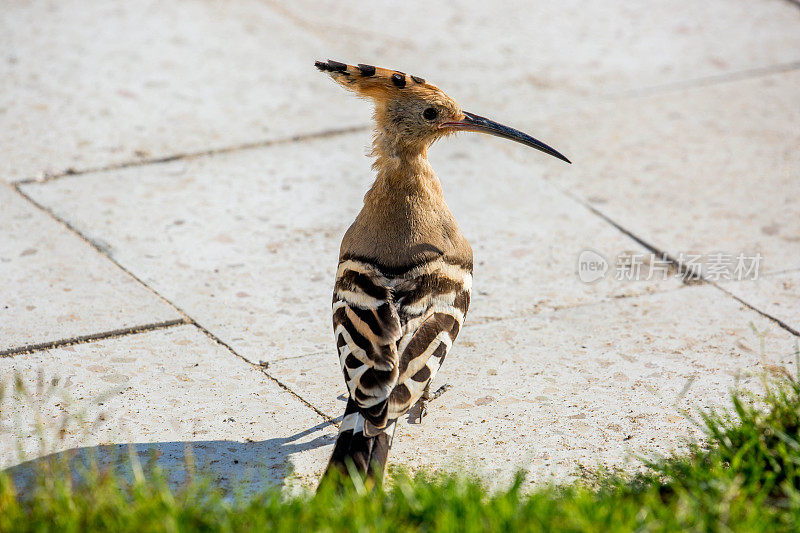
(468, 285), (691, 329)
(12, 184), (336, 423)
(614, 60), (800, 100)
(0, 319), (188, 358)
(262, 350), (329, 364)
(712, 283), (800, 338)
(15, 124), (369, 186)
(576, 197), (692, 279)
(13, 183), (196, 323)
(576, 196), (800, 339)
(187, 319), (338, 425)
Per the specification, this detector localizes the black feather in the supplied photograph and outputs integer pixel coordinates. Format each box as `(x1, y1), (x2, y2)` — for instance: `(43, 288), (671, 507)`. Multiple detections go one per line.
(327, 60), (348, 72)
(358, 64), (376, 76)
(323, 399), (395, 483)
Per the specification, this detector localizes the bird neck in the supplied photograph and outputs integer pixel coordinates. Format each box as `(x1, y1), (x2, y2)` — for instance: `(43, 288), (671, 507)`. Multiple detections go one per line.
(367, 132), (443, 204)
(339, 134), (469, 269)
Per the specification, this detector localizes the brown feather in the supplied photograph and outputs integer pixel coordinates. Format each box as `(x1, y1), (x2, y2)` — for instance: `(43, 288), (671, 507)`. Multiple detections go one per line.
(314, 60), (471, 269)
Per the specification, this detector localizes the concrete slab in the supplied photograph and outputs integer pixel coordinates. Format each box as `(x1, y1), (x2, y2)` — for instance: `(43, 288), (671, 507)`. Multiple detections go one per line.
(0, 0), (363, 182)
(0, 325), (336, 492)
(0, 184), (180, 354)
(721, 271), (800, 334)
(271, 0), (800, 119)
(22, 132), (678, 364)
(268, 285), (799, 486)
(511, 70), (800, 275)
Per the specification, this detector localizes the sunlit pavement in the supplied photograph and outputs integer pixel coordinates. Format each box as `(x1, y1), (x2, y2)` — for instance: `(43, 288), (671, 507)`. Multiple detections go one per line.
(2, 0), (799, 490)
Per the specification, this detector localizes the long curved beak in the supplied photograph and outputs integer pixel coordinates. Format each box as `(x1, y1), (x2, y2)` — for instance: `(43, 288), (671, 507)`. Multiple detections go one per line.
(441, 111), (571, 164)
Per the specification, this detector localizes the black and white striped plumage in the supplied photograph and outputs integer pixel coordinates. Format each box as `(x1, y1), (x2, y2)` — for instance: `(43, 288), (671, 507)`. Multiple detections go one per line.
(326, 256), (471, 477)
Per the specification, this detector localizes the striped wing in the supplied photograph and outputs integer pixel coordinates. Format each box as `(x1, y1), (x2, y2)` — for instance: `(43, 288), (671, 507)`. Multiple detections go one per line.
(333, 260), (402, 430)
(333, 258), (471, 431)
(387, 261), (471, 419)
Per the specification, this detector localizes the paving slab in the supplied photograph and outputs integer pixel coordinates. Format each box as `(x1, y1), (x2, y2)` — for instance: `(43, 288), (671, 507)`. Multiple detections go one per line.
(0, 325), (336, 492)
(0, 0), (364, 182)
(720, 270), (800, 334)
(22, 131), (679, 364)
(509, 70), (800, 276)
(272, 0), (800, 119)
(6, 0), (798, 183)
(269, 285), (799, 486)
(0, 184), (180, 353)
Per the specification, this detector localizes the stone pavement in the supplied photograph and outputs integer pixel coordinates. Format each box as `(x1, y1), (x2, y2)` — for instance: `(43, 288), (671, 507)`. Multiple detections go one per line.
(2, 0), (799, 490)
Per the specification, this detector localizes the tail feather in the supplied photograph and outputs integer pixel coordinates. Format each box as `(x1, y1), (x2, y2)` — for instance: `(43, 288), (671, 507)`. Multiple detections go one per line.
(324, 399), (395, 481)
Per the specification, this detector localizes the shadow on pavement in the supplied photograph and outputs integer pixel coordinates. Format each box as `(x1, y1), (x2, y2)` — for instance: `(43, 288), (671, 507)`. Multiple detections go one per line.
(4, 419), (337, 497)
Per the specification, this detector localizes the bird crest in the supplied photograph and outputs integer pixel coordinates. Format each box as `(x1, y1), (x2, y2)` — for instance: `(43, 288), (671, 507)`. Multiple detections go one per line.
(315, 59), (444, 101)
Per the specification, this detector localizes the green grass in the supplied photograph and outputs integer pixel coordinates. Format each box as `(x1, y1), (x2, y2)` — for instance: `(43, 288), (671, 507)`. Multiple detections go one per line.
(2, 372), (800, 532)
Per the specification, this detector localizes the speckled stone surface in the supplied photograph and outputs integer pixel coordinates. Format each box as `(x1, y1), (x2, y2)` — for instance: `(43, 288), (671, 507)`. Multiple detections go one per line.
(0, 184), (180, 353)
(720, 271), (800, 334)
(3, 0), (800, 491)
(0, 0), (364, 182)
(272, 0), (800, 119)
(0, 325), (336, 492)
(21, 132), (678, 364)
(510, 71), (800, 275)
(269, 285), (798, 487)
(5, 0), (799, 183)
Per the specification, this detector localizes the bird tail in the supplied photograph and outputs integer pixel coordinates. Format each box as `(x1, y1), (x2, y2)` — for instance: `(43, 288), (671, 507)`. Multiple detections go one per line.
(323, 398), (396, 482)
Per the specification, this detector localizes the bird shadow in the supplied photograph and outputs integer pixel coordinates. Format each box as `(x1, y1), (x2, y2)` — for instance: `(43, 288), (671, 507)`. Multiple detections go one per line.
(4, 419), (339, 497)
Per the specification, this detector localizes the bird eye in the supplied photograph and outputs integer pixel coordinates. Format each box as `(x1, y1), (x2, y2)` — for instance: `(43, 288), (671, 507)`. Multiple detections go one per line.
(422, 107), (438, 120)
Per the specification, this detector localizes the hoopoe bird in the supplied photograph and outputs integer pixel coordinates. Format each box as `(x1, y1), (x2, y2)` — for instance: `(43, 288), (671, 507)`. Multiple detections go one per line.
(316, 60), (570, 480)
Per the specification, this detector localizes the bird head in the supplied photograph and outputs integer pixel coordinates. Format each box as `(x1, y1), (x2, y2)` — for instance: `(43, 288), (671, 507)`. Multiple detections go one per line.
(315, 59), (570, 164)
